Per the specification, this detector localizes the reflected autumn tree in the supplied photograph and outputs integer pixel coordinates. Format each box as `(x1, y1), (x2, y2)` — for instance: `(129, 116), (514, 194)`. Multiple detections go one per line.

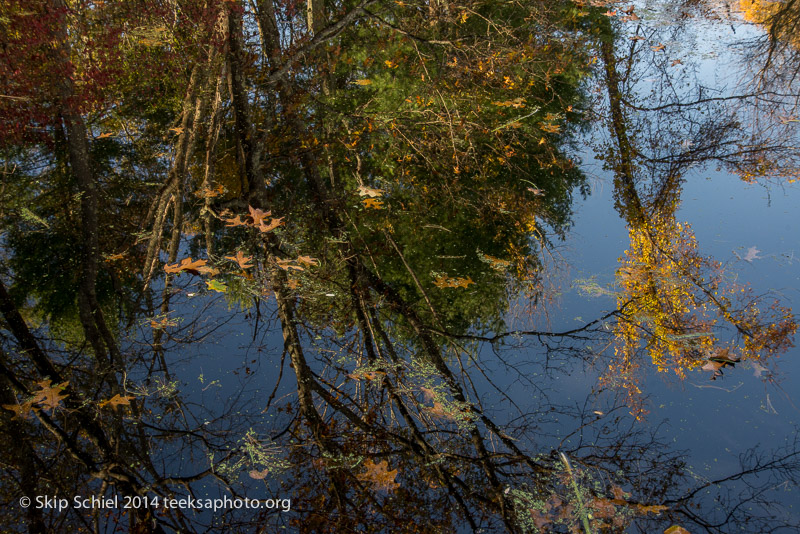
(591, 8), (797, 415)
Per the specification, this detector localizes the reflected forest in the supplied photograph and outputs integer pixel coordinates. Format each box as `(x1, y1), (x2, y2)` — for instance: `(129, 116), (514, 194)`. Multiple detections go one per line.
(1, 0), (799, 532)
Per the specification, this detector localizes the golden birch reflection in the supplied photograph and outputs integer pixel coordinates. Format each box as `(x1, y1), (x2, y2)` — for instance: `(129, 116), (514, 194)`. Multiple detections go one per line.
(592, 12), (799, 417)
(603, 205), (797, 417)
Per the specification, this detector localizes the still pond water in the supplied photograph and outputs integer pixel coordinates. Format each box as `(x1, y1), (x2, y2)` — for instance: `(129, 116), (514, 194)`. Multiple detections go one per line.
(2, 1), (799, 533)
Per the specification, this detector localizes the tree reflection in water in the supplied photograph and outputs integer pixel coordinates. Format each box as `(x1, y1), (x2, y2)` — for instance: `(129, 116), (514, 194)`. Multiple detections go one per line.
(0, 0), (798, 533)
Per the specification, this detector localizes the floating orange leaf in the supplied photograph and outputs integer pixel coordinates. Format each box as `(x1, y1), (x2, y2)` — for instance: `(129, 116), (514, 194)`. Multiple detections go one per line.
(349, 370), (385, 381)
(249, 468), (270, 480)
(539, 121), (561, 134)
(149, 316), (177, 329)
(356, 459), (399, 492)
(258, 217), (284, 233)
(31, 380), (69, 412)
(2, 400), (35, 419)
(433, 275), (475, 289)
(225, 251), (254, 270)
(223, 214), (248, 227)
(296, 255), (319, 268)
(248, 206), (272, 227)
(637, 504), (668, 514)
(275, 258), (303, 271)
(98, 394), (134, 410)
(363, 198), (384, 209)
(194, 184), (225, 198)
(165, 257), (209, 275)
(104, 252), (126, 262)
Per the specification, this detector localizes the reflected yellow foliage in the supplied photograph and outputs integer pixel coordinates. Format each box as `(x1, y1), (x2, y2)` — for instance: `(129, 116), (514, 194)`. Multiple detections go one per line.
(603, 205), (796, 417)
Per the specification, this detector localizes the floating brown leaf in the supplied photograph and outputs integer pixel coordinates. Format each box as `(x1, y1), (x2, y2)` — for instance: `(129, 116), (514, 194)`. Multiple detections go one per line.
(2, 400), (35, 420)
(31, 380), (69, 412)
(223, 214), (248, 227)
(164, 257), (208, 275)
(296, 255), (319, 268)
(248, 206), (272, 227)
(356, 459), (399, 492)
(258, 217), (284, 233)
(276, 258), (304, 271)
(249, 468), (270, 480)
(433, 275), (475, 289)
(99, 394), (134, 410)
(225, 251), (254, 270)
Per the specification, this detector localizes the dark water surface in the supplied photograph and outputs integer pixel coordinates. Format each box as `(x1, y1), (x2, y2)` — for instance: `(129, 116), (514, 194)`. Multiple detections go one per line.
(1, 0), (799, 532)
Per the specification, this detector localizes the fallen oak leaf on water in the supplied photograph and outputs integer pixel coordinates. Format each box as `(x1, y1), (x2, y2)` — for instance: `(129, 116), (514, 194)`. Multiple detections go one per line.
(1, 400), (36, 419)
(296, 255), (319, 268)
(258, 217), (284, 233)
(31, 380), (69, 412)
(99, 394), (134, 410)
(743, 246), (761, 262)
(275, 258), (304, 271)
(248, 205), (272, 227)
(223, 214), (248, 227)
(356, 459), (400, 492)
(225, 251), (253, 270)
(165, 257), (212, 275)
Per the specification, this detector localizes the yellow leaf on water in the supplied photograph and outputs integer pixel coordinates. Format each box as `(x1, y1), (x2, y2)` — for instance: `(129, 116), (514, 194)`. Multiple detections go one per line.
(206, 279), (228, 293)
(355, 79), (373, 86)
(363, 198), (384, 209)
